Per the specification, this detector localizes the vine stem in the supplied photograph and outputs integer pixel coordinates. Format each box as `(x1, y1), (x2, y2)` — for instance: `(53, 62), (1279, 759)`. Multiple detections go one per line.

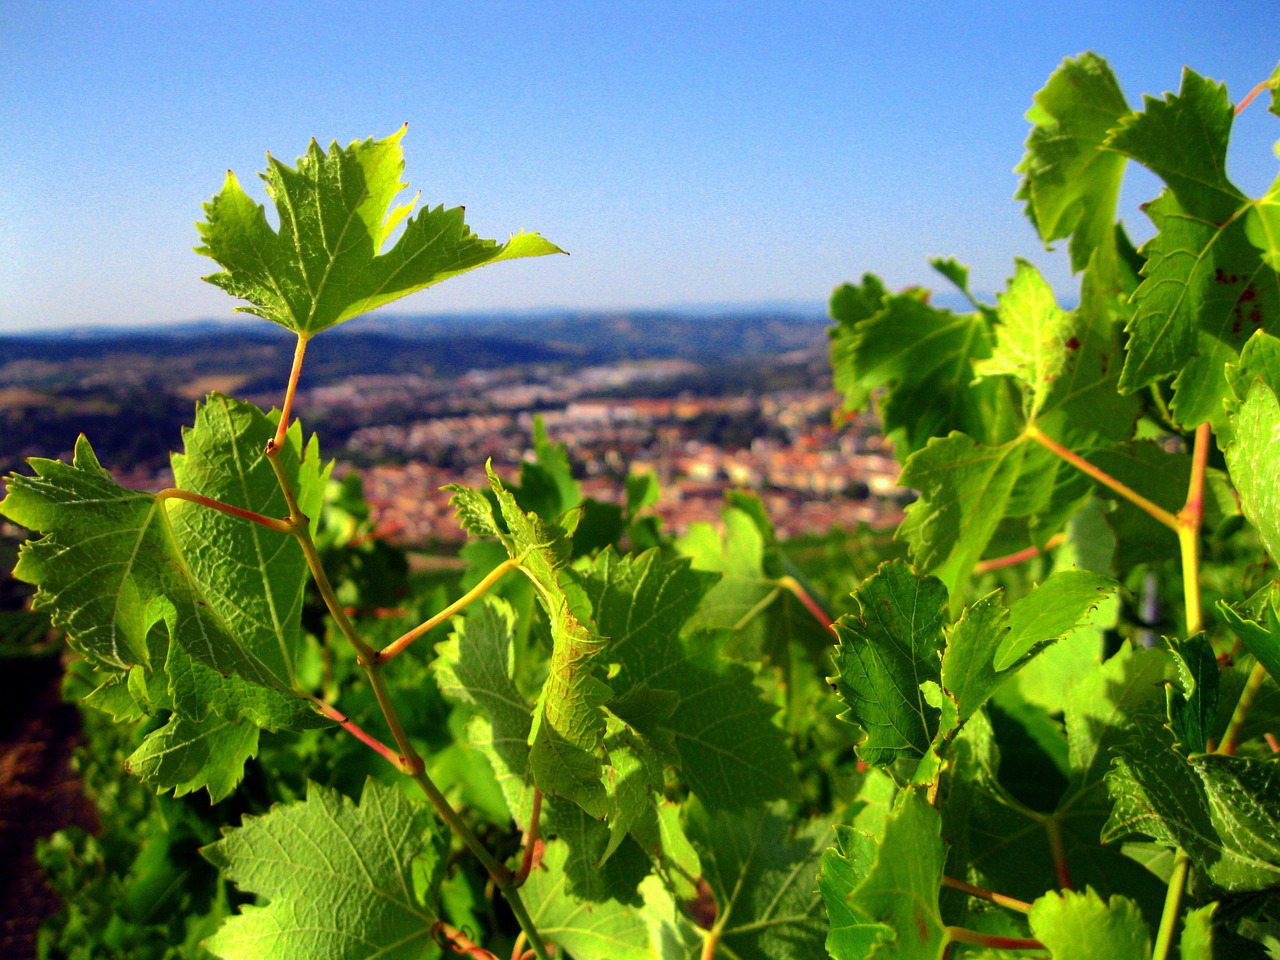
(1235, 78), (1272, 115)
(264, 437), (551, 960)
(777, 574), (837, 638)
(513, 788), (543, 888)
(1025, 424), (1178, 529)
(941, 875), (1033, 914)
(305, 694), (404, 768)
(972, 534), (1066, 574)
(1152, 853), (1190, 960)
(1152, 423), (1212, 960)
(944, 927), (1047, 952)
(273, 333), (309, 451)
(155, 488), (293, 534)
(380, 557), (520, 661)
(1220, 661), (1269, 756)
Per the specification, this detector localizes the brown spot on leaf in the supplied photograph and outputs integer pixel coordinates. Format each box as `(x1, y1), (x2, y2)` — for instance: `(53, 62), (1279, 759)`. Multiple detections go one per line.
(1065, 337), (1080, 351)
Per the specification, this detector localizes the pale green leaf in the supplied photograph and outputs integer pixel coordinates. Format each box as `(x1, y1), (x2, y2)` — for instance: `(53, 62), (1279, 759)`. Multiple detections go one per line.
(204, 779), (442, 959)
(125, 714), (259, 803)
(196, 128), (564, 336)
(1225, 380), (1280, 563)
(821, 787), (949, 960)
(1027, 889), (1151, 960)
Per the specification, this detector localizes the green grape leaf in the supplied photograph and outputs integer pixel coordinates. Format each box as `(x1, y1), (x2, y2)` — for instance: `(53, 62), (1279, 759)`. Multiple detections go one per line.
(1104, 720), (1280, 892)
(1246, 171), (1280, 271)
(1016, 53), (1131, 274)
(454, 465), (612, 817)
(945, 646), (1168, 912)
(196, 128), (563, 336)
(1166, 634), (1219, 754)
(674, 494), (830, 664)
(830, 560), (948, 765)
(820, 786), (949, 959)
(2, 398), (324, 734)
(434, 596), (677, 901)
(1218, 586), (1280, 686)
(689, 801), (830, 960)
(976, 259), (1076, 419)
(1179, 903), (1218, 960)
(521, 844), (700, 960)
(203, 778), (443, 959)
(829, 286), (1013, 459)
(940, 570), (1115, 724)
(124, 714), (259, 804)
(897, 433), (1029, 598)
(1027, 889), (1151, 960)
(574, 548), (801, 810)
(1226, 330), (1280, 414)
(995, 569), (1116, 670)
(1225, 381), (1280, 563)
(1106, 69), (1280, 426)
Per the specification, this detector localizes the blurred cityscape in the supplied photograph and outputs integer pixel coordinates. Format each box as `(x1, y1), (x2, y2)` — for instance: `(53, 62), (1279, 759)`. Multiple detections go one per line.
(0, 310), (909, 548)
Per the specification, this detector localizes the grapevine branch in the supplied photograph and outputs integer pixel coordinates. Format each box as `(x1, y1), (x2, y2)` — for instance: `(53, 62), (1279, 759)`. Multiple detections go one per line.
(155, 488), (293, 534)
(263, 433), (551, 960)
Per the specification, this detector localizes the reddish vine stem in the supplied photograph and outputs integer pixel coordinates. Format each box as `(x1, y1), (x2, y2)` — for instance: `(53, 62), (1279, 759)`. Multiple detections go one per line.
(1044, 816), (1072, 890)
(434, 921), (501, 959)
(945, 927), (1047, 952)
(1235, 78), (1272, 115)
(513, 788), (543, 888)
(305, 694), (404, 768)
(941, 875), (1033, 914)
(972, 534), (1066, 574)
(155, 488), (293, 534)
(777, 575), (837, 637)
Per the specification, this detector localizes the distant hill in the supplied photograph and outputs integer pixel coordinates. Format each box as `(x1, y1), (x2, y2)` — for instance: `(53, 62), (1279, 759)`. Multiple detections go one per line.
(0, 309), (832, 387)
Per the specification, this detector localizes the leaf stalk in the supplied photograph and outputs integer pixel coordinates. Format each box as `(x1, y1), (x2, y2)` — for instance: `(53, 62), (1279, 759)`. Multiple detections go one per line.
(380, 557), (520, 662)
(1025, 424), (1179, 529)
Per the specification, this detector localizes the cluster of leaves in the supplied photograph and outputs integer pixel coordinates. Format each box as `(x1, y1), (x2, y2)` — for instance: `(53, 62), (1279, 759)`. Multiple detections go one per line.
(8, 55), (1280, 959)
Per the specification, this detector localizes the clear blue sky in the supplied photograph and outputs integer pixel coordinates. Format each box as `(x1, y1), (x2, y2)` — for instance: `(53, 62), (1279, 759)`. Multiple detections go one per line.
(2, 1), (1277, 332)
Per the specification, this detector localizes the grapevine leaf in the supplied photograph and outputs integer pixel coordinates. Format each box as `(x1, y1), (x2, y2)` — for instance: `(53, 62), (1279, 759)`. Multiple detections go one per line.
(995, 569), (1116, 670)
(1027, 889), (1151, 960)
(940, 570), (1115, 724)
(1106, 69), (1280, 426)
(1016, 53), (1131, 273)
(1246, 171), (1280, 271)
(830, 560), (948, 765)
(689, 801), (830, 960)
(196, 128), (563, 336)
(1104, 720), (1280, 892)
(976, 259), (1075, 419)
(203, 778), (444, 959)
(431, 597), (534, 821)
(1165, 634), (1219, 754)
(453, 465), (612, 817)
(675, 492), (831, 664)
(124, 714), (259, 804)
(2, 398), (324, 738)
(896, 433), (1028, 597)
(521, 844), (700, 960)
(574, 548), (801, 810)
(1226, 331), (1280, 415)
(1225, 381), (1280, 563)
(1179, 903), (1218, 960)
(829, 286), (1012, 459)
(434, 597), (673, 901)
(945, 646), (1168, 911)
(820, 787), (948, 960)
(1218, 586), (1280, 686)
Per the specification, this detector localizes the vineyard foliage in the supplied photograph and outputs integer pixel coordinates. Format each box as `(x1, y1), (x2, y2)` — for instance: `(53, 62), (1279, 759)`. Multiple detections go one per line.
(7, 53), (1280, 959)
